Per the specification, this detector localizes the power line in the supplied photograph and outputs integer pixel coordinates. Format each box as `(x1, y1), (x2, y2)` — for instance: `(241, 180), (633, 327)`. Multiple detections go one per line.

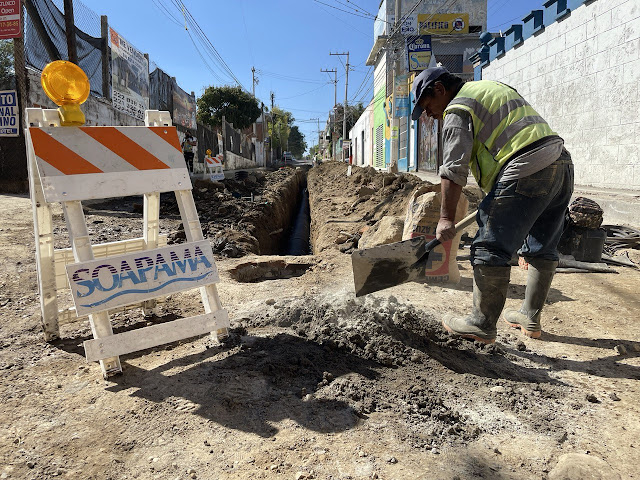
(312, 2), (370, 37)
(151, 0), (182, 26)
(279, 82), (331, 100)
(172, 0), (247, 91)
(312, 0), (375, 20)
(257, 69), (327, 84)
(331, 0), (376, 18)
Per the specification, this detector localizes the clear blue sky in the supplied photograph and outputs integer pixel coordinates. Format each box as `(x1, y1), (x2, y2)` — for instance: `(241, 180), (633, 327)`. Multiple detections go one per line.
(75, 0), (547, 151)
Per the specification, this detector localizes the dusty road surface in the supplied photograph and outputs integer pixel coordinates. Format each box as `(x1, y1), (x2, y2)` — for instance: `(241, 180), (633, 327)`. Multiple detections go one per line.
(0, 163), (639, 480)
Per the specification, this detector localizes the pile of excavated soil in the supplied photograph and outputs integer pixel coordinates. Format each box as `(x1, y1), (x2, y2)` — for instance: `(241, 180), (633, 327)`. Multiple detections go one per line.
(307, 162), (482, 255)
(234, 293), (575, 453)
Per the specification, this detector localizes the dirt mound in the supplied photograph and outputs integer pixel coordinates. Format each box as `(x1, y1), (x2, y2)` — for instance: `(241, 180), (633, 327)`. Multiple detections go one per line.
(307, 162), (481, 255)
(232, 294), (575, 451)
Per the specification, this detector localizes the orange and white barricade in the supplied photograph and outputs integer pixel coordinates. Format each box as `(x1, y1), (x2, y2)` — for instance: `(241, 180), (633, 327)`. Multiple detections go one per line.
(27, 61), (229, 378)
(205, 149), (225, 181)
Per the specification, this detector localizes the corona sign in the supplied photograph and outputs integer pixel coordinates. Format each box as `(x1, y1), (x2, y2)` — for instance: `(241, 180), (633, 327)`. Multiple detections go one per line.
(407, 35), (432, 72)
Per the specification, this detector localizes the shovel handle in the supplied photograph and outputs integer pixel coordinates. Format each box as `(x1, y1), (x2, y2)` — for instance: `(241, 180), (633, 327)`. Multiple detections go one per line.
(420, 210), (478, 258)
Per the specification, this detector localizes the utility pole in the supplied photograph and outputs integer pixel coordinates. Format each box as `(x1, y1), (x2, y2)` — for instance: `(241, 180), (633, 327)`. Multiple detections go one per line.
(389, 0), (401, 173)
(100, 16), (110, 100)
(321, 68), (337, 161)
(63, 0), (78, 64)
(320, 68), (337, 109)
(251, 66), (258, 97)
(270, 91), (275, 166)
(13, 4), (29, 190)
(330, 52), (349, 162)
(251, 67), (258, 136)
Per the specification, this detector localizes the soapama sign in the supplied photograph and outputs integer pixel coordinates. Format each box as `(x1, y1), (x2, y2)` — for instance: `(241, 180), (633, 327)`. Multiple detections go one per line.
(66, 240), (219, 315)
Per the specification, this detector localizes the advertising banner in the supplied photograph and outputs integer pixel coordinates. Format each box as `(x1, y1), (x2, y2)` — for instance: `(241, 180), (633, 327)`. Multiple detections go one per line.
(66, 240), (219, 316)
(388, 14), (417, 36)
(0, 90), (18, 136)
(110, 28), (149, 121)
(407, 35), (432, 72)
(172, 85), (197, 130)
(0, 0), (21, 39)
(418, 13), (469, 35)
(394, 74), (410, 117)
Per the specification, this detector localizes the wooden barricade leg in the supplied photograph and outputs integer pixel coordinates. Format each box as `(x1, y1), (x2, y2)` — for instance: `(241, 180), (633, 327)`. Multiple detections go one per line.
(28, 144), (60, 341)
(62, 200), (122, 377)
(174, 190), (229, 340)
(142, 192), (160, 317)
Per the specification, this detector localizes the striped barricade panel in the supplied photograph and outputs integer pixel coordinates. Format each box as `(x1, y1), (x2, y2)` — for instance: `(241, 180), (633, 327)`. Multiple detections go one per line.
(28, 126), (189, 202)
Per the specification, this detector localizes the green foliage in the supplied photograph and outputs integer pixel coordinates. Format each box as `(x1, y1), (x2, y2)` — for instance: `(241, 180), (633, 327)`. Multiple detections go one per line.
(268, 106), (294, 152)
(196, 85), (261, 130)
(0, 40), (14, 90)
(331, 102), (365, 138)
(308, 144), (319, 159)
(288, 126), (306, 158)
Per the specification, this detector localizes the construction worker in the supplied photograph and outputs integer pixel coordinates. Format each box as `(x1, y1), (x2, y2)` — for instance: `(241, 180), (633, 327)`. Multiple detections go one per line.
(411, 66), (574, 343)
(182, 133), (197, 173)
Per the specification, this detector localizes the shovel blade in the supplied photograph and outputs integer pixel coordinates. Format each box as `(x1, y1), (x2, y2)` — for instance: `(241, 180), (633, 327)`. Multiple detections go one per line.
(351, 237), (428, 297)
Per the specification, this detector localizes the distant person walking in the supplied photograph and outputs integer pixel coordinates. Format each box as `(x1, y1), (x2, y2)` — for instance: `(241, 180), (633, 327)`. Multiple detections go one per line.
(182, 133), (197, 173)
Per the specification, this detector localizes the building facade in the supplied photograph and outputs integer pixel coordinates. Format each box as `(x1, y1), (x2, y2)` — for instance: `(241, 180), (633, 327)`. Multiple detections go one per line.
(356, 0), (487, 172)
(476, 0), (640, 190)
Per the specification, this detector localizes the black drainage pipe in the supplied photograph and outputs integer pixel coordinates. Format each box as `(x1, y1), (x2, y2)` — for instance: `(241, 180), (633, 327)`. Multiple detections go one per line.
(285, 187), (311, 255)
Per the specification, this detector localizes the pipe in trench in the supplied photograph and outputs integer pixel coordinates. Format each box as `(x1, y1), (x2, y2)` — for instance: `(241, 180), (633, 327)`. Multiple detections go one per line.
(285, 187), (311, 256)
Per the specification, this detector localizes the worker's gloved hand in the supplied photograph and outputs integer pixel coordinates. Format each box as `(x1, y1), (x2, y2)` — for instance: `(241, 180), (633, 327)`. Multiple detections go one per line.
(436, 218), (456, 243)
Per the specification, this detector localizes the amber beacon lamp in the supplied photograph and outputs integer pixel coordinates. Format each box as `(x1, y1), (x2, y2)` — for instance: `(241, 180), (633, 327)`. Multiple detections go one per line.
(41, 60), (90, 126)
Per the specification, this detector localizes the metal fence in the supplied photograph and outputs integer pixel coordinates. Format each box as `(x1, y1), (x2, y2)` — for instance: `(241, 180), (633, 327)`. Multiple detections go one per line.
(24, 0), (105, 97)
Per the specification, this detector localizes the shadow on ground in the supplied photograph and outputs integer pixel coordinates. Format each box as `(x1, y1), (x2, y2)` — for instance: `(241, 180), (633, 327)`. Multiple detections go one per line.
(104, 333), (379, 438)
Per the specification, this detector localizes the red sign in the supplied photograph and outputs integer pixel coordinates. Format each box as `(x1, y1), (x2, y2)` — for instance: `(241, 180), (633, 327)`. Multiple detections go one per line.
(0, 0), (21, 40)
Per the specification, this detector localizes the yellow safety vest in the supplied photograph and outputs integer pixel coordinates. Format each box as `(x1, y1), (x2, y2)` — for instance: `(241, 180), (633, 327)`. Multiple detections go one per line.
(443, 81), (556, 192)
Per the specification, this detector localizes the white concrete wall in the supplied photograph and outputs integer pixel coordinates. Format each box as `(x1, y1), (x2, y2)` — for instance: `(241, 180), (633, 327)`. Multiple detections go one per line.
(349, 103), (373, 167)
(223, 150), (259, 170)
(482, 0), (640, 190)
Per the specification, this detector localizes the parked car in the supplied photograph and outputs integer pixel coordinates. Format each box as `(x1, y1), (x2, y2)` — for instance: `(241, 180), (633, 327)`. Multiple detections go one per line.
(283, 151), (293, 163)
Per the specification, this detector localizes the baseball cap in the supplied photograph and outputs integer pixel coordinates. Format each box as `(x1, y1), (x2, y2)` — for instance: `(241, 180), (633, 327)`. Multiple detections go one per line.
(411, 66), (449, 121)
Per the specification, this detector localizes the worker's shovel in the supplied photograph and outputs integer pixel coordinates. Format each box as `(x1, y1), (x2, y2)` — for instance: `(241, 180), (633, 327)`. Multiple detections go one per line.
(351, 211), (477, 297)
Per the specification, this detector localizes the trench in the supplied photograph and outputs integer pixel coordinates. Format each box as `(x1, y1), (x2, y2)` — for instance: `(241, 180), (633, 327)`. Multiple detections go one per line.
(283, 185), (311, 256)
(230, 168), (313, 283)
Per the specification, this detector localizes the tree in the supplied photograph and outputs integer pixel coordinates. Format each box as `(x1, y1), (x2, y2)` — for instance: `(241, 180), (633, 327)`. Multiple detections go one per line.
(268, 106), (294, 153)
(0, 40), (14, 90)
(197, 85), (261, 130)
(288, 126), (306, 158)
(331, 102), (365, 138)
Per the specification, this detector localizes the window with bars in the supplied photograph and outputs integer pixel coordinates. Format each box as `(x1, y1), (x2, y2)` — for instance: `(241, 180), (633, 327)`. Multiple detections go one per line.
(375, 124), (384, 169)
(399, 116), (408, 161)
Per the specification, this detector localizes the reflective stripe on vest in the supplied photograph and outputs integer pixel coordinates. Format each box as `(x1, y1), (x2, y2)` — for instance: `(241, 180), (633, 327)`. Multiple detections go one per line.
(444, 81), (556, 192)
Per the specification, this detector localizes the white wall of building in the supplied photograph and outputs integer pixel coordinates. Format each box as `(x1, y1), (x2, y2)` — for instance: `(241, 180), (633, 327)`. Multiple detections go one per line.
(349, 102), (374, 167)
(482, 0), (640, 190)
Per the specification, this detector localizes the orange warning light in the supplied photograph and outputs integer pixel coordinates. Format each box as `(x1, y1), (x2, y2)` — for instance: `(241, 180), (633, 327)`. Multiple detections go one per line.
(41, 61), (90, 126)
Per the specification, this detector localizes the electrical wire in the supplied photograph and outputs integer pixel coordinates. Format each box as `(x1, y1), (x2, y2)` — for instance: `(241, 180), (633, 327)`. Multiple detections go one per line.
(151, 0), (182, 26)
(172, 0), (248, 91)
(312, 0), (376, 20)
(312, 2), (371, 37)
(331, 0), (376, 18)
(279, 82), (332, 100)
(257, 69), (327, 84)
